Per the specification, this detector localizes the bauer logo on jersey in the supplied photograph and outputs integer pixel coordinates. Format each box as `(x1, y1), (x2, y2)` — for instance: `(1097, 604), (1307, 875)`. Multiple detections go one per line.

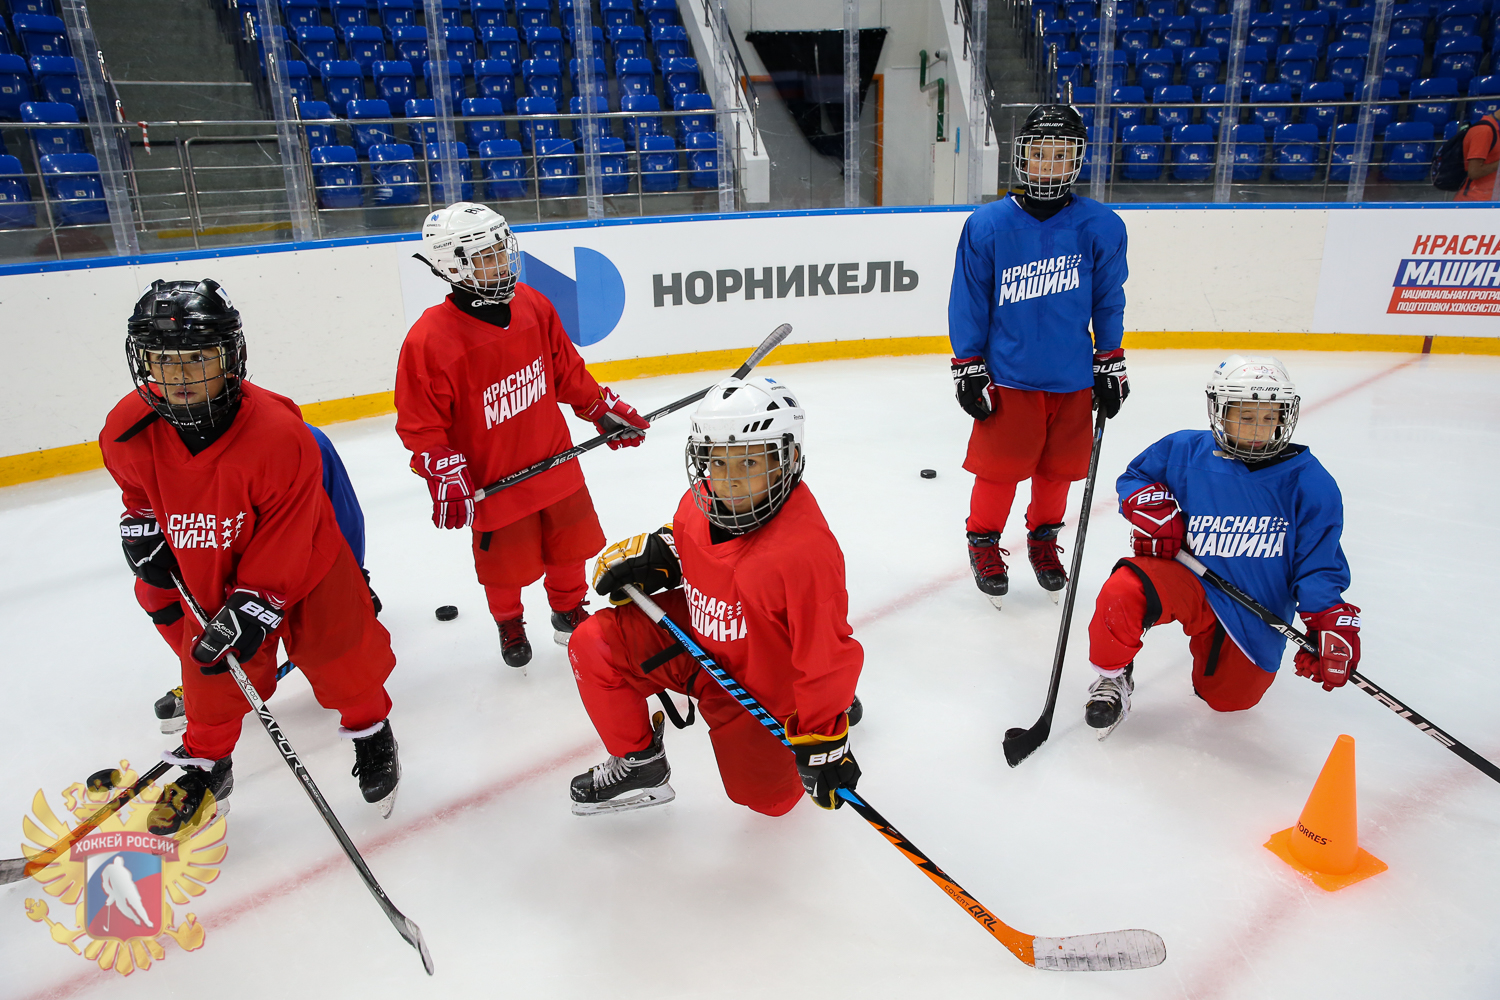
(996, 254), (1084, 307)
(165, 510), (247, 550)
(18, 763), (225, 976)
(482, 356), (547, 430)
(1185, 515), (1288, 559)
(684, 582), (746, 643)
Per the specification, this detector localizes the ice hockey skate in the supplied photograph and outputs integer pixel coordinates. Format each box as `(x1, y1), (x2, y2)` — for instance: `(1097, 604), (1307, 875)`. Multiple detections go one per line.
(550, 603), (589, 646)
(498, 616), (532, 669)
(1085, 663), (1134, 739)
(1027, 523), (1068, 602)
(154, 685), (185, 734)
(966, 531), (1010, 608)
(148, 751), (233, 836)
(347, 719), (401, 818)
(570, 712), (674, 816)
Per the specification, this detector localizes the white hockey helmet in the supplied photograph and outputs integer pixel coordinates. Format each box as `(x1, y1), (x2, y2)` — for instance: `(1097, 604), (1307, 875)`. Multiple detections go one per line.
(1206, 355), (1301, 461)
(685, 376), (806, 534)
(418, 202), (520, 303)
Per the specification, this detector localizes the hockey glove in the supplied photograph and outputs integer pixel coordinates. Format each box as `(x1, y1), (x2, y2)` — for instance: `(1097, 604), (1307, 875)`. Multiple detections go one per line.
(120, 508), (180, 591)
(579, 387), (649, 450)
(1294, 603), (1362, 691)
(412, 448), (475, 529)
(191, 588), (285, 674)
(1093, 348), (1129, 419)
(951, 356), (995, 421)
(592, 526), (681, 606)
(787, 712), (861, 810)
(1121, 482), (1186, 559)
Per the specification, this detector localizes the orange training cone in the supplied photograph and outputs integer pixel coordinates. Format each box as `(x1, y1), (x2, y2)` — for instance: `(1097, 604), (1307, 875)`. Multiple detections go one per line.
(1264, 734), (1388, 891)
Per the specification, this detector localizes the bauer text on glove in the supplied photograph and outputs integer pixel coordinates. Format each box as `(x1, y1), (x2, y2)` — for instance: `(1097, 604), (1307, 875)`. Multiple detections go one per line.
(120, 508), (180, 590)
(412, 447), (475, 529)
(1093, 348), (1129, 419)
(1122, 482), (1185, 559)
(580, 387), (649, 450)
(1294, 603), (1361, 691)
(951, 356), (995, 421)
(787, 713), (861, 810)
(592, 526), (680, 605)
(191, 588), (285, 674)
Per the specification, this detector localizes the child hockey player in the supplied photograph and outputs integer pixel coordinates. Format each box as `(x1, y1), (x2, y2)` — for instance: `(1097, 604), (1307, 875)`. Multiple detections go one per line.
(395, 203), (649, 668)
(102, 279), (401, 834)
(1083, 356), (1360, 732)
(566, 376), (864, 817)
(948, 104), (1130, 607)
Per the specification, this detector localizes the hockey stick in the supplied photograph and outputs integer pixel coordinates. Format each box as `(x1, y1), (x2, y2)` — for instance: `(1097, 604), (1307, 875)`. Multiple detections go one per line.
(474, 322), (793, 501)
(172, 574), (436, 975)
(1174, 551), (1500, 785)
(1002, 408), (1109, 768)
(620, 583), (1166, 972)
(0, 755), (177, 885)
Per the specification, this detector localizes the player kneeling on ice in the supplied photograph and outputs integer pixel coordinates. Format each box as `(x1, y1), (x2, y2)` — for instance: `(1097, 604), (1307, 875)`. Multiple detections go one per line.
(1082, 356), (1359, 734)
(101, 279), (402, 834)
(566, 377), (863, 816)
(396, 203), (649, 669)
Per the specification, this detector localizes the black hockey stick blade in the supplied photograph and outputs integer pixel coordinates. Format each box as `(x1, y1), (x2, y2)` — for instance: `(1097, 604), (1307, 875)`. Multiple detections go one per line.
(1003, 409), (1109, 767)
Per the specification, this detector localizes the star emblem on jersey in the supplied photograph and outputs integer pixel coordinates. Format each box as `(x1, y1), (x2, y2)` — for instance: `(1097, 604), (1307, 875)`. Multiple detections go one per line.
(19, 762), (226, 976)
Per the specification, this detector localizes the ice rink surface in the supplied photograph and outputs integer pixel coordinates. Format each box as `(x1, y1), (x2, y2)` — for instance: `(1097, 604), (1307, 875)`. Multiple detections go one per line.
(3, 350), (1499, 999)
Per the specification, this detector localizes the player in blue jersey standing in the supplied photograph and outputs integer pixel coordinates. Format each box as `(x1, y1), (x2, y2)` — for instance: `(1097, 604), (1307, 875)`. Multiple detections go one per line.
(948, 104), (1130, 608)
(1082, 356), (1361, 732)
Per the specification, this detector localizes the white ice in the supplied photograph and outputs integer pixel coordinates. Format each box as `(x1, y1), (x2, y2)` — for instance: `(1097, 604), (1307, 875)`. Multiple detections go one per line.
(3, 351), (1499, 999)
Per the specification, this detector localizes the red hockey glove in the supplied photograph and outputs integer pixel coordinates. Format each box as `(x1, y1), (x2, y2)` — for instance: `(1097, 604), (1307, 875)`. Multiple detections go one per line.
(1121, 482), (1186, 559)
(1093, 348), (1129, 419)
(951, 356), (995, 421)
(787, 712), (861, 810)
(120, 507), (180, 591)
(412, 448), (475, 529)
(1294, 603), (1362, 691)
(580, 387), (649, 450)
(192, 588), (285, 674)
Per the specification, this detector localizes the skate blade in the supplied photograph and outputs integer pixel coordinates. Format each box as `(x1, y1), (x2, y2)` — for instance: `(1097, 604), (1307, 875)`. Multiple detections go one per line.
(373, 786), (398, 819)
(160, 716), (186, 735)
(553, 629), (570, 647)
(1050, 589), (1061, 604)
(988, 595), (1004, 610)
(570, 783), (675, 816)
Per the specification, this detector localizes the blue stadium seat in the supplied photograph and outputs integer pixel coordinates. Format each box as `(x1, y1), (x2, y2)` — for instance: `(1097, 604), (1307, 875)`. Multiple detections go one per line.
(284, 60), (314, 104)
(9, 0), (56, 14)
(663, 57), (700, 97)
(535, 136), (577, 196)
(1410, 76), (1459, 128)
(600, 0), (636, 31)
(1136, 48), (1176, 90)
(521, 57), (561, 101)
(1160, 16), (1198, 59)
(369, 142), (419, 204)
(297, 99), (338, 148)
(1382, 120), (1435, 180)
(570, 56), (609, 99)
(1171, 122), (1214, 179)
(1383, 39), (1425, 94)
(1336, 7), (1373, 42)
(256, 25), (292, 79)
(1122, 124), (1164, 179)
(1327, 121), (1359, 181)
(474, 59), (517, 110)
(1073, 86), (1097, 126)
(1091, 49), (1128, 86)
(639, 134), (679, 191)
(642, 0), (680, 32)
(1076, 19), (1104, 60)
(1186, 0), (1218, 17)
(593, 134), (629, 194)
(1469, 75), (1500, 122)
(1236, 44), (1268, 97)
(1200, 14), (1232, 55)
(1118, 18), (1155, 61)
(514, 0), (551, 33)
(1388, 4), (1430, 42)
(283, 0), (321, 32)
(1066, 1), (1097, 22)
(1250, 82), (1293, 129)
(445, 26), (478, 73)
(1326, 40), (1368, 95)
(618, 57), (655, 99)
(1183, 45), (1220, 95)
(527, 26), (564, 63)
(565, 24), (606, 59)
(1290, 10), (1330, 47)
(310, 144), (363, 207)
(462, 96), (506, 146)
(426, 140), (474, 199)
(1436, 0), (1480, 40)
(1301, 80), (1345, 137)
(686, 129), (718, 187)
(21, 100), (82, 156)
(621, 92), (660, 147)
(1111, 86), (1146, 132)
(482, 26), (521, 64)
(516, 94), (558, 151)
(28, 55), (77, 117)
(1200, 83), (1229, 133)
(347, 99), (397, 157)
(0, 152), (35, 228)
(1267, 0), (1304, 25)
(1230, 122), (1265, 179)
(471, 0), (508, 33)
(373, 60), (415, 107)
(1249, 13), (1284, 48)
(1273, 122), (1318, 180)
(1042, 19), (1076, 56)
(1144, 1), (1177, 22)
(650, 25), (690, 60)
(1435, 36), (1483, 89)
(40, 152), (108, 224)
(423, 59), (466, 107)
(1153, 85), (1194, 129)
(331, 0), (368, 36)
(1368, 77), (1402, 136)
(1054, 51), (1085, 96)
(320, 60), (364, 116)
(568, 93), (610, 142)
(403, 98), (439, 148)
(1314, 0), (1347, 14)
(611, 25), (648, 62)
(673, 91), (713, 141)
(1078, 124), (1112, 181)
(12, 14), (66, 60)
(479, 138), (529, 199)
(0, 55), (28, 121)
(1276, 43), (1317, 94)
(436, 0), (463, 30)
(345, 26), (386, 77)
(391, 26), (428, 66)
(296, 26), (339, 68)
(378, 0), (416, 31)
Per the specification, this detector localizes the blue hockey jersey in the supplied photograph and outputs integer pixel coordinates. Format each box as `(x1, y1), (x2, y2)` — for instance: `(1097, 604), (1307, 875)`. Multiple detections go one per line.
(1116, 430), (1350, 673)
(948, 194), (1129, 394)
(307, 423), (366, 567)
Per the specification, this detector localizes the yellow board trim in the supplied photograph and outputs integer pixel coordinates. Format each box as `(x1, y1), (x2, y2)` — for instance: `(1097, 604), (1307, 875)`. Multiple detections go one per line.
(5, 332), (1499, 489)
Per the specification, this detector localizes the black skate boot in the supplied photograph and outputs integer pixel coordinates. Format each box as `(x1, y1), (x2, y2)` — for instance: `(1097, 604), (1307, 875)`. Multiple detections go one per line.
(966, 531), (1010, 608)
(570, 711), (675, 815)
(550, 602), (590, 647)
(148, 751), (233, 836)
(497, 616), (532, 668)
(154, 685), (185, 735)
(1085, 663), (1134, 738)
(346, 720), (401, 818)
(1027, 522), (1068, 601)
(847, 696), (863, 727)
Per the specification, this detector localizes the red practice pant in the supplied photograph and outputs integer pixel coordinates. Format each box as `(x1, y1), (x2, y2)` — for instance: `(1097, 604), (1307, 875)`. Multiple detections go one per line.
(568, 589), (805, 817)
(965, 386), (1093, 535)
(1088, 556), (1277, 712)
(137, 545), (395, 760)
(472, 485), (605, 621)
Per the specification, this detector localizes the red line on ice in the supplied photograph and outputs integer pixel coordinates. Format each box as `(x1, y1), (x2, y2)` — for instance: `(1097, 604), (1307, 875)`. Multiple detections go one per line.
(1303, 355), (1421, 416)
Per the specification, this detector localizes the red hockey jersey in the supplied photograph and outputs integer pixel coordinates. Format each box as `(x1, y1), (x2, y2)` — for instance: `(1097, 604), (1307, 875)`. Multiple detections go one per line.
(99, 383), (345, 615)
(394, 285), (605, 531)
(672, 483), (863, 739)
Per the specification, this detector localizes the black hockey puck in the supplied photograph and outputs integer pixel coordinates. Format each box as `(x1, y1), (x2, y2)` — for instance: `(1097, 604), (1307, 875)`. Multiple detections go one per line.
(435, 605), (458, 622)
(920, 469), (937, 479)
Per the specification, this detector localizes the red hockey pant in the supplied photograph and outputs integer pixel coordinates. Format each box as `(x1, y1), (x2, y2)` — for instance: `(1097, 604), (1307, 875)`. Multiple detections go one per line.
(138, 545), (395, 760)
(568, 590), (805, 817)
(472, 485), (605, 621)
(1088, 556), (1277, 712)
(964, 386), (1093, 536)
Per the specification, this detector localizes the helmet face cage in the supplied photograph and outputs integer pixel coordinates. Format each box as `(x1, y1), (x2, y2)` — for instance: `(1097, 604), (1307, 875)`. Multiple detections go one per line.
(126, 279), (247, 431)
(685, 435), (804, 535)
(1207, 392), (1300, 461)
(1014, 133), (1085, 200)
(452, 227), (520, 302)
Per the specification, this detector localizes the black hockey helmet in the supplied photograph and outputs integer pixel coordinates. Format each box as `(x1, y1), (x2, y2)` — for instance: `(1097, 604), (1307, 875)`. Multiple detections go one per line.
(126, 279), (248, 431)
(1013, 104), (1088, 201)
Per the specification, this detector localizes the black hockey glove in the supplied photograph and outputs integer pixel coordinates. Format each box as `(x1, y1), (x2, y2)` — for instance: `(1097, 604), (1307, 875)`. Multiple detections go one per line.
(192, 588), (284, 674)
(592, 526), (681, 606)
(120, 509), (180, 591)
(1092, 348), (1129, 419)
(788, 713), (861, 810)
(951, 356), (995, 421)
